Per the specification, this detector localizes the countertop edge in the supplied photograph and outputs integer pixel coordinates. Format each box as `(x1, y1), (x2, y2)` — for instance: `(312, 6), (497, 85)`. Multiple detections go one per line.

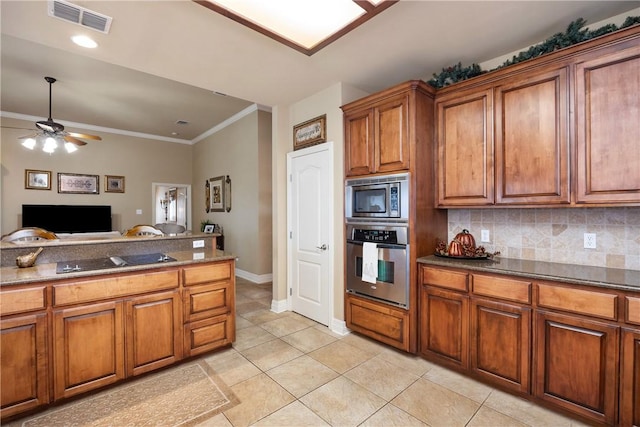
(418, 255), (640, 292)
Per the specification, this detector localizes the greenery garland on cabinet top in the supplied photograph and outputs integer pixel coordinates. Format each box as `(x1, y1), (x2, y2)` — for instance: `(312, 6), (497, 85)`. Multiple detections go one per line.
(427, 16), (640, 89)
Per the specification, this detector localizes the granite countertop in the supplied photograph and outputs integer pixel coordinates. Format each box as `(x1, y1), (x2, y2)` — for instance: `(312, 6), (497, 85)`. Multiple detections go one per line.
(0, 249), (235, 287)
(418, 255), (640, 292)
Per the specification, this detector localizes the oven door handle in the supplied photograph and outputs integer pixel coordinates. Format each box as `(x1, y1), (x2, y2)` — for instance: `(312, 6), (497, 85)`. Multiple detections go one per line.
(346, 239), (406, 250)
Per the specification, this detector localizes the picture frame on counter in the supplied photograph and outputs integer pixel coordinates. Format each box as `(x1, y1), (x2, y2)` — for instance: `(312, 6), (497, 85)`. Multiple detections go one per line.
(203, 224), (215, 233)
(58, 172), (99, 194)
(105, 175), (125, 193)
(293, 114), (326, 150)
(25, 169), (51, 190)
(208, 175), (225, 212)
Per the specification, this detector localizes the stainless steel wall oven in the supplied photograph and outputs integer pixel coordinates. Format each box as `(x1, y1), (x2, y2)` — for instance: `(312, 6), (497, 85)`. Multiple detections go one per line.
(346, 222), (409, 308)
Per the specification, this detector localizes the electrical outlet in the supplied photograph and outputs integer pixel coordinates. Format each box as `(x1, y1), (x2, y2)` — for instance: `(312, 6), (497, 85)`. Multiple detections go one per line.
(481, 229), (490, 243)
(584, 233), (596, 249)
(192, 240), (205, 248)
(136, 209), (142, 215)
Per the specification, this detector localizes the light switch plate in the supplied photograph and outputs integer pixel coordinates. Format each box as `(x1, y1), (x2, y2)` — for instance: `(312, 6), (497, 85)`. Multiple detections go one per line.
(193, 240), (205, 248)
(481, 229), (490, 243)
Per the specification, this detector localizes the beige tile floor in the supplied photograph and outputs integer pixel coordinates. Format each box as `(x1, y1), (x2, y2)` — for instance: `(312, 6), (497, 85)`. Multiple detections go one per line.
(198, 277), (590, 427)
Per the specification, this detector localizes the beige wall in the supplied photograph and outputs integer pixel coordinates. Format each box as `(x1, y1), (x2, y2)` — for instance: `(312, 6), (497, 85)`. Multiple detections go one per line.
(192, 109), (272, 278)
(271, 82), (371, 325)
(1, 117), (192, 234)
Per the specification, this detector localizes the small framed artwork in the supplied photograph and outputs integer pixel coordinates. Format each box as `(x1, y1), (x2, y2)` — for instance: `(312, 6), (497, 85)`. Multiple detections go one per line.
(105, 175), (125, 193)
(203, 224), (215, 234)
(208, 175), (225, 212)
(58, 173), (99, 194)
(25, 169), (51, 190)
(293, 114), (326, 150)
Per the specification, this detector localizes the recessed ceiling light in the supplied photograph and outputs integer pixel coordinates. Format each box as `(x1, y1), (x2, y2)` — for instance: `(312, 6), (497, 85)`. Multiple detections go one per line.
(71, 35), (98, 48)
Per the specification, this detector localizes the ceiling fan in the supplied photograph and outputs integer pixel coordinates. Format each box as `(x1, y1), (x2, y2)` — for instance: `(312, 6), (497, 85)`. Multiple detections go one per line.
(8, 76), (102, 153)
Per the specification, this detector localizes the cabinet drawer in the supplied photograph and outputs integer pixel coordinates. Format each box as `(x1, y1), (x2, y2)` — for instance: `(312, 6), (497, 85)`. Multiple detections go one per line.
(421, 266), (468, 292)
(183, 282), (232, 322)
(472, 274), (531, 304)
(537, 284), (617, 320)
(625, 295), (640, 325)
(182, 261), (232, 286)
(54, 270), (179, 306)
(183, 314), (234, 357)
(0, 286), (46, 316)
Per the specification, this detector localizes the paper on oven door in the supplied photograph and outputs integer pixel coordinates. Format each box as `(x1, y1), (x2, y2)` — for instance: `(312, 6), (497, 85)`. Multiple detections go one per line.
(362, 242), (378, 284)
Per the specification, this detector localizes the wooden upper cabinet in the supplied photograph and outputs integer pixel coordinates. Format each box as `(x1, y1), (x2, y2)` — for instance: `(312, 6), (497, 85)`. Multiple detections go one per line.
(494, 66), (570, 205)
(436, 88), (494, 206)
(375, 94), (410, 173)
(344, 108), (375, 176)
(343, 81), (421, 177)
(575, 43), (640, 204)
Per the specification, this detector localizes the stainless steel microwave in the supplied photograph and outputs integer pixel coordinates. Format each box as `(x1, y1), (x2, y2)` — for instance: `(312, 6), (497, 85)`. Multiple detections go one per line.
(345, 173), (409, 221)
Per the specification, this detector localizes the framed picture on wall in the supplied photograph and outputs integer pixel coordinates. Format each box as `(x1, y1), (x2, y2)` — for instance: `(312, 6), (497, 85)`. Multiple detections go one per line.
(58, 173), (99, 194)
(105, 175), (125, 193)
(293, 114), (326, 150)
(25, 169), (51, 190)
(208, 175), (225, 212)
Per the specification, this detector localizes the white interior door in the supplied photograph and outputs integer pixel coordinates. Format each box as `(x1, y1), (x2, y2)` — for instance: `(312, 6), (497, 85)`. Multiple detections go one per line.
(287, 142), (333, 325)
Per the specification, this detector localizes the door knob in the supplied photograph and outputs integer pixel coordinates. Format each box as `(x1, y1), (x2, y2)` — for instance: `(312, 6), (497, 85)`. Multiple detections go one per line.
(316, 244), (327, 250)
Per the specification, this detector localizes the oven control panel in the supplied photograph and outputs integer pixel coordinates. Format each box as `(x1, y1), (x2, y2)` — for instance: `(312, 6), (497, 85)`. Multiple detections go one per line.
(353, 229), (398, 244)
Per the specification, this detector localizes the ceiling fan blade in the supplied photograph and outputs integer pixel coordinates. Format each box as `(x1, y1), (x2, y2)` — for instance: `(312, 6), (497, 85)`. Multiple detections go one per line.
(67, 132), (102, 141)
(63, 135), (88, 146)
(18, 133), (39, 139)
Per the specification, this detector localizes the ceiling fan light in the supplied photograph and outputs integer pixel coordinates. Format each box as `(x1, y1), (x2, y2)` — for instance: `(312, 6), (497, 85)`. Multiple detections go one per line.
(64, 142), (78, 153)
(22, 138), (37, 150)
(43, 136), (58, 153)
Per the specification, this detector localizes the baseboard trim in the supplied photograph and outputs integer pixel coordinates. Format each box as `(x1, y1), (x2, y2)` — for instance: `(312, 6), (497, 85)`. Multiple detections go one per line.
(271, 299), (288, 313)
(235, 269), (273, 284)
(330, 318), (350, 336)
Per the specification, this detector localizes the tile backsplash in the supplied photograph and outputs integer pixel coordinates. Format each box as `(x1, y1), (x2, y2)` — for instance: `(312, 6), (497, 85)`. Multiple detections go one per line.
(447, 208), (640, 271)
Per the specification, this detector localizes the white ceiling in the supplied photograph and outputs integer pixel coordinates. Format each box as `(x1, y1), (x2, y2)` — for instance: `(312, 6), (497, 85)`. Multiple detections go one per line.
(1, 1), (638, 143)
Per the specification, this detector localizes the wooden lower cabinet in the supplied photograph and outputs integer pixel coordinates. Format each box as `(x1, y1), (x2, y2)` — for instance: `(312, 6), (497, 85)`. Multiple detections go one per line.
(534, 310), (619, 425)
(125, 291), (183, 377)
(419, 285), (469, 368)
(53, 301), (125, 400)
(470, 298), (531, 394)
(346, 294), (410, 351)
(0, 313), (49, 418)
(621, 328), (640, 427)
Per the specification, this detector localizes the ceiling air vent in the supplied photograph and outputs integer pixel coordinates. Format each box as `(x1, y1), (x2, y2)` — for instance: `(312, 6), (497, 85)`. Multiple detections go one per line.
(48, 0), (112, 34)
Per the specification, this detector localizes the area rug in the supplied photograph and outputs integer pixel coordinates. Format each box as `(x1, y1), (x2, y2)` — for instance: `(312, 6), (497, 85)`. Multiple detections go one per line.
(19, 361), (239, 427)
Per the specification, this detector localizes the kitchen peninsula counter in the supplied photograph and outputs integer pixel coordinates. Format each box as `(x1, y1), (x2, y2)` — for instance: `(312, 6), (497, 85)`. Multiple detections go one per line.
(0, 232), (231, 286)
(418, 255), (639, 291)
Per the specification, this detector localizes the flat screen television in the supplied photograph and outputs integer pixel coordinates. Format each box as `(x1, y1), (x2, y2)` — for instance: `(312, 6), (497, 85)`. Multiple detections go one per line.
(22, 204), (112, 233)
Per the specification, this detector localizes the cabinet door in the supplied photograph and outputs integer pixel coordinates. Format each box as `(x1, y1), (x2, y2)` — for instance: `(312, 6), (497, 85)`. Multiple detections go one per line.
(436, 88), (494, 206)
(125, 291), (182, 377)
(1, 313), (49, 419)
(53, 301), (124, 400)
(375, 94), (409, 173)
(575, 44), (640, 204)
(470, 298), (531, 394)
(494, 66), (570, 205)
(621, 328), (640, 427)
(419, 285), (469, 369)
(344, 108), (375, 176)
(534, 310), (618, 425)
